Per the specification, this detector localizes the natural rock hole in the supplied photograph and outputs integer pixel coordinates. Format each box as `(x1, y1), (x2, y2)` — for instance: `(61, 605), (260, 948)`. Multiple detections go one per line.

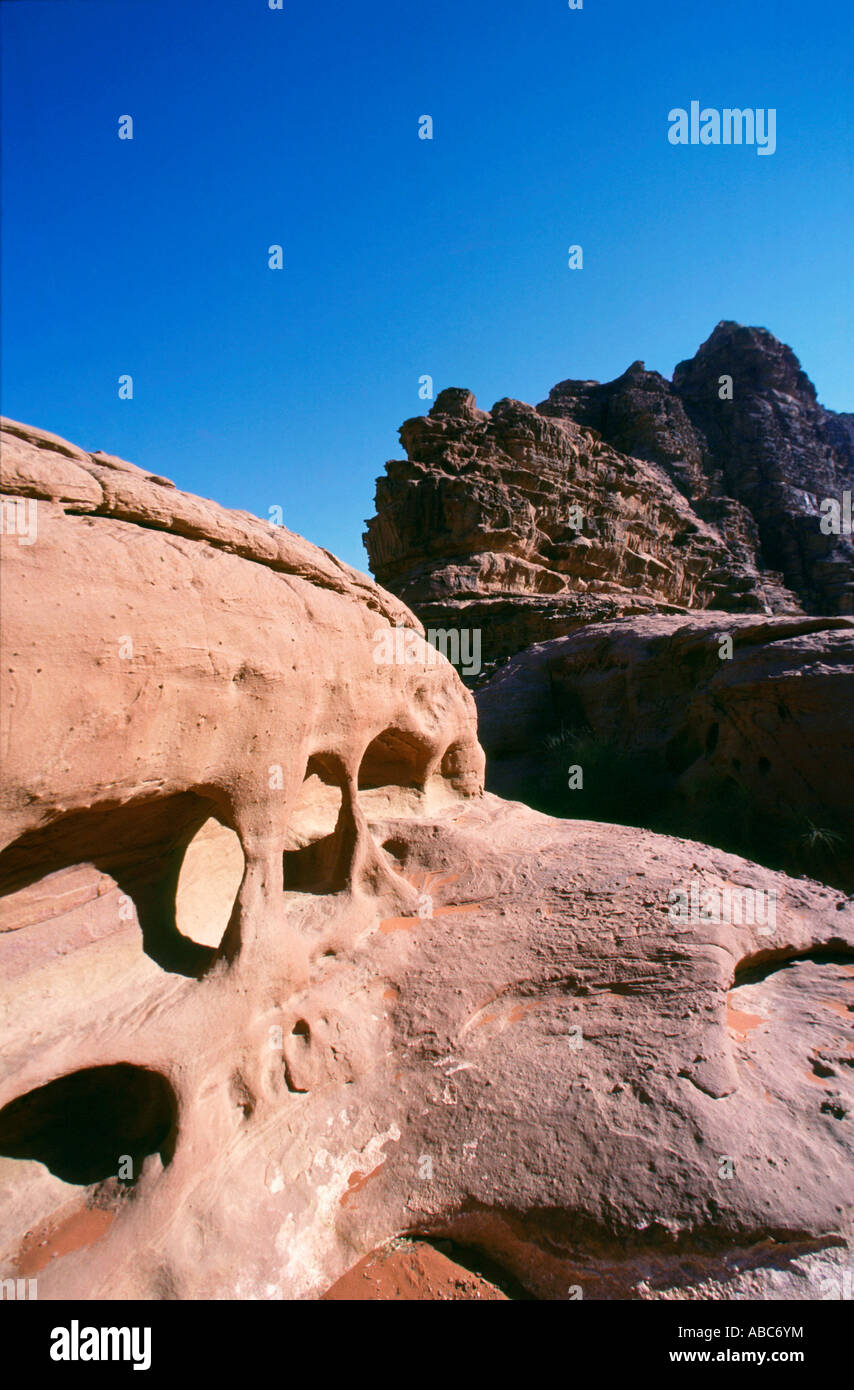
(358, 729), (433, 791)
(283, 758), (349, 894)
(175, 817), (244, 949)
(733, 945), (854, 987)
(0, 791), (237, 977)
(0, 1064), (177, 1186)
(381, 838), (410, 868)
(283, 1019), (312, 1093)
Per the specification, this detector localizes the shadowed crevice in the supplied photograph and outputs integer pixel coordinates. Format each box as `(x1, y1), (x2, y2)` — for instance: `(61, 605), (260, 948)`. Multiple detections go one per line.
(0, 1064), (177, 1186)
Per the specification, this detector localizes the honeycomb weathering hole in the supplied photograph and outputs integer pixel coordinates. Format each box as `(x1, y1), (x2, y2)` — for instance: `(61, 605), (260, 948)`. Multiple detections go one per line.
(283, 758), (351, 894)
(381, 838), (409, 867)
(175, 817), (245, 949)
(358, 729), (433, 791)
(0, 1064), (177, 1186)
(0, 791), (239, 977)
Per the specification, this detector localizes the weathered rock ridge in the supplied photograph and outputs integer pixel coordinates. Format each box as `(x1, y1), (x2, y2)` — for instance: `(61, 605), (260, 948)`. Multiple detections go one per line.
(1, 419), (851, 1301)
(476, 612), (854, 891)
(365, 324), (853, 671)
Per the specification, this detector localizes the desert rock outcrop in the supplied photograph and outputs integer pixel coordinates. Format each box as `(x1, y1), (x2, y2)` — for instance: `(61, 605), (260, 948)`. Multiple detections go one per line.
(365, 325), (853, 673)
(1, 420), (851, 1300)
(476, 611), (854, 890)
(543, 323), (854, 616)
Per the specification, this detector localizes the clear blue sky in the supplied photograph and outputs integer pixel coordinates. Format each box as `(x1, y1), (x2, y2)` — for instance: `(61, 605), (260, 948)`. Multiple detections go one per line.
(2, 0), (851, 570)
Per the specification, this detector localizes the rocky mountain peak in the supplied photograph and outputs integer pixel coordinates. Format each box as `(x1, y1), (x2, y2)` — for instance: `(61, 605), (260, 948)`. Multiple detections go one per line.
(365, 324), (853, 671)
(675, 321), (819, 404)
(428, 387), (485, 420)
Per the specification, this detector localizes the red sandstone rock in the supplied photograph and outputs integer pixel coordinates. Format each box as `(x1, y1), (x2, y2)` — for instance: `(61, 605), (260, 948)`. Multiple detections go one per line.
(0, 420), (851, 1301)
(476, 611), (854, 889)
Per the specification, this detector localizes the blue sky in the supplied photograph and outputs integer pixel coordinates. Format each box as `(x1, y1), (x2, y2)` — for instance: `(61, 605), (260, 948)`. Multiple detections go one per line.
(2, 0), (851, 570)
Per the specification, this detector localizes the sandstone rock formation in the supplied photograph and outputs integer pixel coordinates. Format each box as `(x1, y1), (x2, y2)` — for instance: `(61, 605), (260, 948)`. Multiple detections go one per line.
(543, 323), (854, 616)
(364, 325), (853, 673)
(476, 612), (854, 891)
(1, 419), (851, 1300)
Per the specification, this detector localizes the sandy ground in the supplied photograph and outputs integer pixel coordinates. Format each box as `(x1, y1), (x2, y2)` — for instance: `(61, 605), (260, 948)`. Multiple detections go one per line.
(15, 1204), (117, 1276)
(322, 1239), (510, 1300)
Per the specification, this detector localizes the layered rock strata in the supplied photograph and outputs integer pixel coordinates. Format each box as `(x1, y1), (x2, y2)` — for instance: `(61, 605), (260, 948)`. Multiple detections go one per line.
(365, 325), (853, 673)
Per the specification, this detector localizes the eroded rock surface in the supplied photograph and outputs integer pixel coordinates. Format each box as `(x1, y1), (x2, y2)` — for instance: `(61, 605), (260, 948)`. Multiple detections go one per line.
(1, 420), (851, 1300)
(476, 612), (854, 890)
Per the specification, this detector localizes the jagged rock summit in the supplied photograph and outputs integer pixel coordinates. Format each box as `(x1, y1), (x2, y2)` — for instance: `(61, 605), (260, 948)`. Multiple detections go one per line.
(365, 324), (854, 670)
